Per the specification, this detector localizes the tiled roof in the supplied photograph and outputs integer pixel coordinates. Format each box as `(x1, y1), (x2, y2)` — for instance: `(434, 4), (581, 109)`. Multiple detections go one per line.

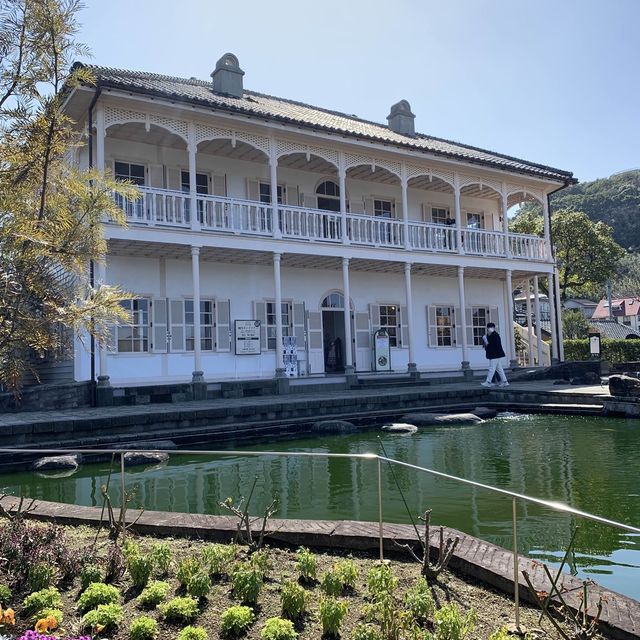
(593, 298), (640, 319)
(75, 63), (575, 184)
(589, 320), (640, 339)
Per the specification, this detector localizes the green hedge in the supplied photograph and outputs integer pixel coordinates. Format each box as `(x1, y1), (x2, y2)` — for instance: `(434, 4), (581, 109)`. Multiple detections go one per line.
(564, 338), (640, 364)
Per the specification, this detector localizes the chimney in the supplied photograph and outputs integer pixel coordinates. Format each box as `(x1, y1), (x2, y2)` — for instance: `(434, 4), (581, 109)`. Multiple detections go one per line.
(211, 53), (245, 98)
(387, 100), (415, 136)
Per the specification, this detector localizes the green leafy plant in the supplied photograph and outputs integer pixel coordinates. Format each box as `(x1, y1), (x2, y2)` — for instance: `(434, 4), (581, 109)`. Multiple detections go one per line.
(158, 596), (199, 623)
(434, 603), (476, 640)
(127, 552), (154, 588)
(136, 580), (171, 608)
(280, 580), (308, 620)
(364, 594), (407, 640)
(81, 602), (124, 631)
(404, 577), (435, 622)
(28, 562), (56, 591)
(77, 582), (121, 613)
(187, 570), (212, 598)
(177, 556), (201, 588)
(488, 628), (510, 640)
(319, 596), (348, 637)
(122, 539), (141, 560)
(351, 623), (382, 640)
(321, 570), (344, 597)
(129, 615), (159, 640)
(366, 563), (397, 601)
(250, 549), (273, 576)
(334, 558), (358, 590)
(178, 626), (209, 640)
(296, 547), (317, 581)
(80, 563), (103, 590)
(261, 617), (297, 640)
(220, 605), (255, 636)
(231, 562), (263, 605)
(201, 543), (237, 576)
(31, 607), (63, 626)
(150, 542), (172, 576)
(22, 586), (61, 614)
(0, 585), (11, 606)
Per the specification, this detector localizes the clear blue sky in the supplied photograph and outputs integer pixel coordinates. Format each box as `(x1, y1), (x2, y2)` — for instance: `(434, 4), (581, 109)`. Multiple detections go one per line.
(77, 0), (639, 183)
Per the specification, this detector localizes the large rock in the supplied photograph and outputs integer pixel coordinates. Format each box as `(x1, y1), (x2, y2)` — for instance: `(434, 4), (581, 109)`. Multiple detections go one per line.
(472, 406), (497, 420)
(123, 451), (170, 467)
(311, 420), (358, 434)
(609, 374), (640, 397)
(32, 454), (82, 472)
(381, 422), (418, 434)
(400, 412), (483, 426)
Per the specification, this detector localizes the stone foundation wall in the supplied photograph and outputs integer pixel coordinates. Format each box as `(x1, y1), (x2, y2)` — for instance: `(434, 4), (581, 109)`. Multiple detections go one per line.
(0, 381), (93, 413)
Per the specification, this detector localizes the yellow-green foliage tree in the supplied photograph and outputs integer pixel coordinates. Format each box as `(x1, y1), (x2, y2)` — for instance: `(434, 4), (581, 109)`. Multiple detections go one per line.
(0, 0), (136, 393)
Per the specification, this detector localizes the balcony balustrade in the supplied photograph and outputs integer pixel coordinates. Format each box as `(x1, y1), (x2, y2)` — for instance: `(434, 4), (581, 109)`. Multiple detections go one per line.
(112, 186), (549, 262)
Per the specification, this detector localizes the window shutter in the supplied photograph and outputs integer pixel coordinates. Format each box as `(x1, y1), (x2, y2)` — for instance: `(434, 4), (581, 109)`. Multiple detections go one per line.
(254, 301), (267, 351)
(213, 174), (226, 196)
(465, 307), (474, 347)
(153, 299), (168, 352)
(285, 184), (299, 206)
(166, 167), (181, 191)
(454, 307), (460, 346)
(292, 302), (306, 349)
(421, 203), (430, 222)
(307, 311), (323, 349)
(147, 164), (162, 188)
(303, 194), (317, 209)
(427, 306), (437, 347)
(364, 197), (375, 215)
(349, 199), (365, 214)
(170, 299), (185, 351)
(247, 179), (260, 201)
(370, 304), (380, 334)
(489, 306), (500, 333)
(400, 305), (408, 348)
(108, 325), (117, 352)
(355, 312), (371, 349)
(395, 199), (403, 219)
(215, 299), (231, 352)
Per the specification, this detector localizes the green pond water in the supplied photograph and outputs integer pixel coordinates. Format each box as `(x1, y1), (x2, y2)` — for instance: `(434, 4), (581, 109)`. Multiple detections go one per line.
(0, 413), (639, 599)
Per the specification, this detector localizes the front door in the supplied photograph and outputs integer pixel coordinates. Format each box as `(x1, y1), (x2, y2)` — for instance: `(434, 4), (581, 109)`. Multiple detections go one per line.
(322, 309), (346, 373)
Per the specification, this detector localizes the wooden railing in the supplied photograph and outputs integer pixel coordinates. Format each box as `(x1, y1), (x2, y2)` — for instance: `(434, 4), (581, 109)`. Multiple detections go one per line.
(113, 187), (550, 261)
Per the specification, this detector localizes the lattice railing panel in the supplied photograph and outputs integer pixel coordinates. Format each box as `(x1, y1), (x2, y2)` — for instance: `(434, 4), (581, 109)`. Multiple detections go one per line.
(104, 106), (146, 129)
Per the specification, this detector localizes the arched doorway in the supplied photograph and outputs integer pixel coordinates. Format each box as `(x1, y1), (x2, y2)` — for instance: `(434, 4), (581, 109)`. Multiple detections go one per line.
(320, 292), (353, 373)
(316, 180), (340, 212)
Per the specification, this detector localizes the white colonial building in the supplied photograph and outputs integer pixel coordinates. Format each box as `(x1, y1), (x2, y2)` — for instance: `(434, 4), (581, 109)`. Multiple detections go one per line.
(62, 53), (573, 386)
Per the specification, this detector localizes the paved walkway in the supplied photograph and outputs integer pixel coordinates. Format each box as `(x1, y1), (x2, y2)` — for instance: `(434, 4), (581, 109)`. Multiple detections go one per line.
(0, 380), (609, 429)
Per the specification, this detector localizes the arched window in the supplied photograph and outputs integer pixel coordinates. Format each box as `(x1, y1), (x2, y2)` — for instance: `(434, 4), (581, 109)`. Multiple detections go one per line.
(316, 180), (340, 212)
(321, 292), (345, 309)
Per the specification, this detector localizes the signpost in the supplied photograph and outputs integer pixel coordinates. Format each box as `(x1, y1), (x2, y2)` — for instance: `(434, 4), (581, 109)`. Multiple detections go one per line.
(235, 320), (261, 355)
(373, 329), (391, 371)
(589, 331), (601, 359)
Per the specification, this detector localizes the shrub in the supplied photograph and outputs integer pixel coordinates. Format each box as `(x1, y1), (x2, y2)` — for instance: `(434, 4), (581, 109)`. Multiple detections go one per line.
(158, 596), (199, 623)
(320, 570), (344, 597)
(127, 553), (154, 588)
(77, 582), (121, 613)
(80, 564), (103, 591)
(351, 623), (382, 640)
(488, 628), (509, 640)
(0, 585), (11, 605)
(137, 580), (171, 608)
(105, 543), (126, 583)
(28, 562), (56, 591)
(220, 605), (255, 636)
(202, 543), (236, 576)
(187, 570), (212, 598)
(31, 607), (63, 626)
(334, 558), (358, 590)
(122, 539), (141, 560)
(81, 602), (124, 631)
(150, 542), (172, 576)
(364, 593), (406, 640)
(22, 587), (61, 614)
(404, 577), (435, 622)
(129, 615), (159, 640)
(564, 337), (640, 365)
(250, 549), (273, 576)
(318, 596), (348, 636)
(295, 547), (317, 581)
(261, 617), (297, 640)
(280, 580), (308, 620)
(366, 563), (397, 601)
(434, 603), (476, 640)
(178, 626), (209, 640)
(231, 562), (263, 605)
(177, 556), (201, 588)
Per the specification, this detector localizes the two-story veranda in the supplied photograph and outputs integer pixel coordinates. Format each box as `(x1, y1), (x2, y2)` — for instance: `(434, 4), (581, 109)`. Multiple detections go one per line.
(63, 54), (574, 386)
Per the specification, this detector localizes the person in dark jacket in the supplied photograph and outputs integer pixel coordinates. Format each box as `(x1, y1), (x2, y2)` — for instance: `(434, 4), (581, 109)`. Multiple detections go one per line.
(481, 322), (508, 387)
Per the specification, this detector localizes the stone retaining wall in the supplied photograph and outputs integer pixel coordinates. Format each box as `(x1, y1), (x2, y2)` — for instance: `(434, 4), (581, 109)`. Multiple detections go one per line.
(0, 381), (93, 413)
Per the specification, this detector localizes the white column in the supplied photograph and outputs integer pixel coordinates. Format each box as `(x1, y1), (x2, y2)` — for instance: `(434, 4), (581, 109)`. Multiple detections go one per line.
(96, 260), (109, 385)
(505, 269), (517, 365)
(554, 267), (565, 361)
(501, 183), (511, 257)
(339, 152), (349, 245)
(273, 253), (284, 376)
(457, 266), (469, 368)
(191, 246), (203, 381)
(269, 139), (281, 239)
(342, 258), (354, 373)
(533, 276), (544, 366)
(404, 263), (416, 371)
(453, 173), (464, 254)
(542, 196), (551, 260)
(525, 279), (534, 366)
(95, 104), (106, 171)
(401, 164), (410, 250)
(188, 122), (200, 232)
(547, 272), (559, 363)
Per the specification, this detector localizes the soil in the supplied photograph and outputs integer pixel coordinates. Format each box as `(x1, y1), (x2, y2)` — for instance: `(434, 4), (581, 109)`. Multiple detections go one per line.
(5, 523), (604, 640)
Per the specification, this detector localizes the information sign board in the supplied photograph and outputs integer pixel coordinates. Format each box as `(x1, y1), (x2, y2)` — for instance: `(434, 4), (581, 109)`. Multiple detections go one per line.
(234, 320), (261, 355)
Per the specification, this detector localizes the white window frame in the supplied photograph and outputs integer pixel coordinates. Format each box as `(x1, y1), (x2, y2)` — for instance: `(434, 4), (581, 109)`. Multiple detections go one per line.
(429, 205), (450, 225)
(113, 160), (146, 219)
(465, 210), (485, 229)
(266, 300), (292, 350)
(470, 306), (489, 347)
(378, 303), (399, 348)
(435, 305), (455, 347)
(184, 299), (215, 352)
(115, 298), (151, 353)
(259, 182), (284, 204)
(373, 198), (394, 218)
